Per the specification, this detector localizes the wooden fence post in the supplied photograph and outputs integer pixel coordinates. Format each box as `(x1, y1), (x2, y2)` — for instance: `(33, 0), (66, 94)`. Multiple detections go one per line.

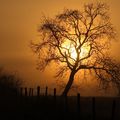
(25, 87), (27, 96)
(54, 88), (56, 100)
(111, 99), (116, 120)
(31, 88), (33, 96)
(37, 86), (40, 97)
(77, 93), (80, 113)
(29, 88), (32, 96)
(20, 87), (23, 96)
(92, 97), (96, 120)
(53, 88), (57, 110)
(45, 86), (48, 96)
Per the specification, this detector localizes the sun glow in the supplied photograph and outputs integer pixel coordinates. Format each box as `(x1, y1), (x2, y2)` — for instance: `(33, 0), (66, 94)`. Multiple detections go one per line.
(70, 47), (77, 60)
(61, 40), (90, 61)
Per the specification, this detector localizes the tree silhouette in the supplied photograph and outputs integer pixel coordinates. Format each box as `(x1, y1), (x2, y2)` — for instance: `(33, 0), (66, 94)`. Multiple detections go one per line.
(31, 2), (117, 96)
(0, 68), (22, 96)
(97, 57), (120, 96)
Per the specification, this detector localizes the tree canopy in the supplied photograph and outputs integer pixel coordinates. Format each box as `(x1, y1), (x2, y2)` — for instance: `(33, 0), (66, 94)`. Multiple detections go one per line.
(31, 2), (120, 96)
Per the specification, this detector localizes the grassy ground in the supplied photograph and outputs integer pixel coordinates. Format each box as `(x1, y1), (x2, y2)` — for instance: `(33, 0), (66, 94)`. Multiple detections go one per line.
(0, 96), (120, 120)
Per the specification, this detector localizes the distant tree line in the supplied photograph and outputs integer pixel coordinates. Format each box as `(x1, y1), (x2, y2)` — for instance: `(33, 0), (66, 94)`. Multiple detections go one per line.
(0, 67), (22, 96)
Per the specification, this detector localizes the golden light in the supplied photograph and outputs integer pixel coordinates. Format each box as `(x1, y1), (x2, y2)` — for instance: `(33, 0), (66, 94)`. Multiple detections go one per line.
(61, 40), (90, 61)
(80, 43), (90, 59)
(70, 47), (77, 60)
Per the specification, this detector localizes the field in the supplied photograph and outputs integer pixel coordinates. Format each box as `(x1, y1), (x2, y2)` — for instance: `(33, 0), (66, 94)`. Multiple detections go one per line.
(0, 95), (120, 120)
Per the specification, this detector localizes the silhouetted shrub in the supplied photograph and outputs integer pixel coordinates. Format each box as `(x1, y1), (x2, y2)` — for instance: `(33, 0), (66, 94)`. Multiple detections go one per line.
(0, 68), (22, 96)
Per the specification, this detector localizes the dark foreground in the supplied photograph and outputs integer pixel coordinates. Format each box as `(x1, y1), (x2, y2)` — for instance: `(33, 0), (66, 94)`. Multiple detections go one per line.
(0, 95), (120, 120)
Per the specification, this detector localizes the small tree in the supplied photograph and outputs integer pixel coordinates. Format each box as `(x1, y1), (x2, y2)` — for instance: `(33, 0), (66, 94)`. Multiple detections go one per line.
(0, 68), (22, 96)
(31, 2), (117, 96)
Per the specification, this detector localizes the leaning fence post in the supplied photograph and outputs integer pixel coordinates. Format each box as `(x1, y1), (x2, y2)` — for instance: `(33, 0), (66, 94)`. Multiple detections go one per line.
(45, 86), (48, 96)
(25, 87), (27, 96)
(111, 99), (116, 120)
(37, 86), (40, 97)
(92, 97), (96, 120)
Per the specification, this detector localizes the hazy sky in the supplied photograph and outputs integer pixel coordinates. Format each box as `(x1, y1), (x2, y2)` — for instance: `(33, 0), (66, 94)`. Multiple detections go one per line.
(0, 0), (120, 95)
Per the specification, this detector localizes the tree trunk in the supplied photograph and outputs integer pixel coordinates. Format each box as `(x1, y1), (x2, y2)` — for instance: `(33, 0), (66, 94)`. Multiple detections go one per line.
(61, 70), (76, 96)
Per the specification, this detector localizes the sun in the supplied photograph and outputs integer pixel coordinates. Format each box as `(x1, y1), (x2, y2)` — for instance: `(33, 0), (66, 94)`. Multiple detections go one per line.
(61, 40), (90, 61)
(70, 47), (77, 60)
(80, 43), (90, 59)
(71, 44), (90, 60)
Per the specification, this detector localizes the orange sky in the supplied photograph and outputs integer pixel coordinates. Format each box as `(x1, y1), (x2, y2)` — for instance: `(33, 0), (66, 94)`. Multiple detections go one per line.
(0, 0), (120, 96)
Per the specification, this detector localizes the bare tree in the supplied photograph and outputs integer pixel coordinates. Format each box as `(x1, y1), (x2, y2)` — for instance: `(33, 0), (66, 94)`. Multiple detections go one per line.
(95, 57), (120, 96)
(0, 68), (22, 96)
(31, 2), (117, 96)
